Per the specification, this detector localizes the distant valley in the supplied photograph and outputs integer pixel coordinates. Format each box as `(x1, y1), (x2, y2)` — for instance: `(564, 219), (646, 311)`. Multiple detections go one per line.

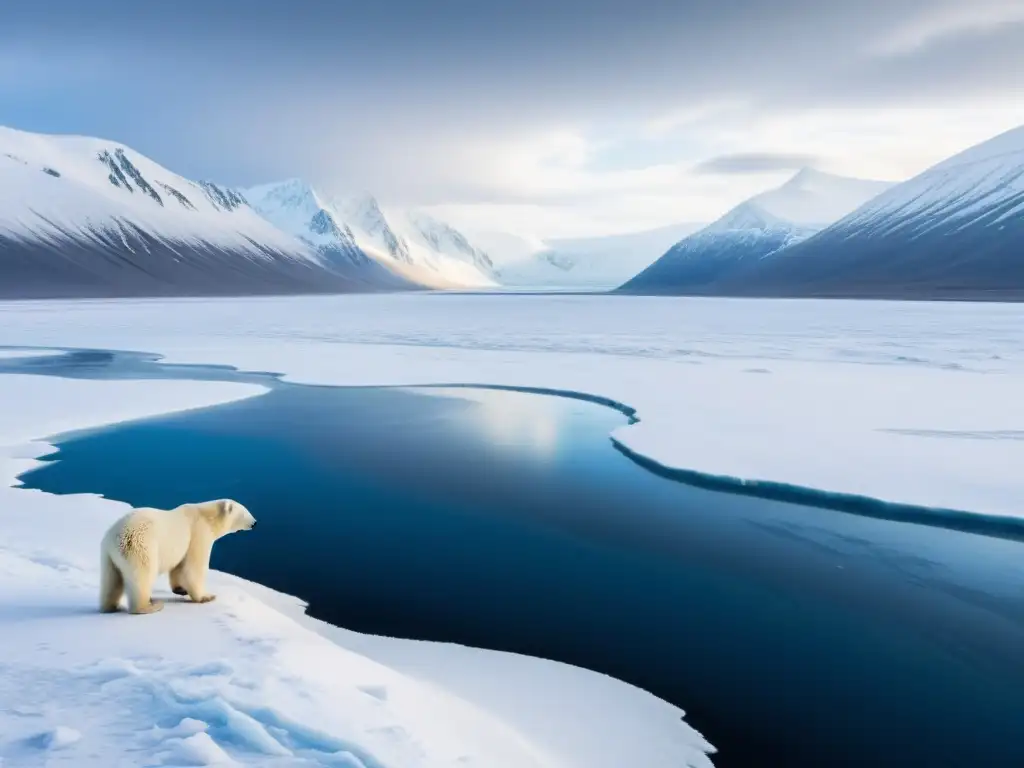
(2, 123), (1023, 301)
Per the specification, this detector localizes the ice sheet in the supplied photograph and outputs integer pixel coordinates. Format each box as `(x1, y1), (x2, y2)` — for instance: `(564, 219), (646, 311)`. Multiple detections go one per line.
(1, 293), (1020, 517)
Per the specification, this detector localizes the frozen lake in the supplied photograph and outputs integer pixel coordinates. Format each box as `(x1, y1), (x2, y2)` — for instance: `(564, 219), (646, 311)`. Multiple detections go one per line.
(3, 293), (1024, 518)
(11, 347), (1024, 768)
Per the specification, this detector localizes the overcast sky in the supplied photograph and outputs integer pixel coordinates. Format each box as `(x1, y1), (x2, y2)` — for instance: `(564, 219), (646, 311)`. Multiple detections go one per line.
(2, 0), (1023, 236)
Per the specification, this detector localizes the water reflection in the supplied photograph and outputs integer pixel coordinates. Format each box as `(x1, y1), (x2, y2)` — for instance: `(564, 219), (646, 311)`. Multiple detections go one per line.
(420, 387), (564, 455)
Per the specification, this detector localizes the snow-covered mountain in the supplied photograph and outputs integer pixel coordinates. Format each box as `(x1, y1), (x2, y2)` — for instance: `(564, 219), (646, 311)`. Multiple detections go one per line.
(0, 126), (415, 298)
(474, 223), (705, 289)
(708, 125), (1024, 299)
(620, 168), (894, 293)
(400, 209), (496, 283)
(246, 181), (497, 289)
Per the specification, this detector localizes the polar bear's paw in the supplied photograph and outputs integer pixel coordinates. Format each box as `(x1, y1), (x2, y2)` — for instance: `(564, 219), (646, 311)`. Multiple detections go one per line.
(131, 600), (164, 615)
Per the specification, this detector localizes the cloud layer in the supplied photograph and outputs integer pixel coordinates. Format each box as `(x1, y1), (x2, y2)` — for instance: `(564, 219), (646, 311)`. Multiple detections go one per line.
(1, 0), (1022, 235)
(693, 154), (821, 175)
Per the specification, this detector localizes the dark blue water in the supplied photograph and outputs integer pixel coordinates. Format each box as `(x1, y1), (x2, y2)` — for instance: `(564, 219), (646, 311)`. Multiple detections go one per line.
(9, 348), (1024, 767)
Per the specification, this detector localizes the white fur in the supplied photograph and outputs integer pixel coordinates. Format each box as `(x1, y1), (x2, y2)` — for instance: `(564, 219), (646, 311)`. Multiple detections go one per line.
(99, 499), (256, 614)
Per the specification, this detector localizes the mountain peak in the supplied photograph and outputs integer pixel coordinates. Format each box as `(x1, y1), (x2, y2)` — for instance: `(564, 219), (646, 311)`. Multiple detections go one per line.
(749, 168), (894, 227)
(247, 177), (319, 203)
(703, 201), (791, 234)
(781, 166), (876, 191)
(325, 190), (381, 214)
(784, 166), (831, 187)
(620, 162), (897, 294)
(0, 126), (418, 298)
(242, 179), (497, 286)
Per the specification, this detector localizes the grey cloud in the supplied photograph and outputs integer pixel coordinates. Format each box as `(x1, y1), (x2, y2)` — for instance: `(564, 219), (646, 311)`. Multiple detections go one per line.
(772, 20), (1024, 108)
(0, 0), (1020, 204)
(2, 0), (1000, 113)
(693, 153), (820, 175)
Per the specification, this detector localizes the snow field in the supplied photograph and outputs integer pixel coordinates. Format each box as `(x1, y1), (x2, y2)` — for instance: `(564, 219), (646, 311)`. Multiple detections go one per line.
(2, 293), (1020, 517)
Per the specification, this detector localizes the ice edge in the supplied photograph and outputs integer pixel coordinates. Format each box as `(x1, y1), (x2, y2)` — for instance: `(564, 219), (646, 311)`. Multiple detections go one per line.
(7, 344), (1020, 543)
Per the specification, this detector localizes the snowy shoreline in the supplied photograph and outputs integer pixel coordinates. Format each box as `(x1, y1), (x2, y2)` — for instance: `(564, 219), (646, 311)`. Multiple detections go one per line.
(0, 370), (715, 767)
(13, 343), (1024, 541)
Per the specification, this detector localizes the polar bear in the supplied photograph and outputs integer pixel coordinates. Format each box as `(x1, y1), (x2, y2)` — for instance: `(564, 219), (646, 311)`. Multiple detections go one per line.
(99, 499), (256, 614)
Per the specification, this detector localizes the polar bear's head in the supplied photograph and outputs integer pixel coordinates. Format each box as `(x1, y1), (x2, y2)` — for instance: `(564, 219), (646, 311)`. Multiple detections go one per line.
(207, 499), (257, 537)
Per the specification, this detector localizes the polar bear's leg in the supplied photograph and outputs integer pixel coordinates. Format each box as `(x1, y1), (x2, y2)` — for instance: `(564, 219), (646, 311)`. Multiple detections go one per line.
(125, 557), (163, 614)
(99, 553), (124, 612)
(180, 535), (216, 604)
(169, 562), (188, 596)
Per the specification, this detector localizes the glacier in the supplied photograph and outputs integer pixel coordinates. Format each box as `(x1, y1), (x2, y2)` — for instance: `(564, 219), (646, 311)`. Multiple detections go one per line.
(479, 223), (705, 289)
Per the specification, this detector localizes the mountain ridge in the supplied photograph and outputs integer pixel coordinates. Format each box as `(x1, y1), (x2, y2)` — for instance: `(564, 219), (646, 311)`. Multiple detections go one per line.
(0, 126), (417, 298)
(700, 125), (1024, 299)
(619, 168), (892, 293)
(245, 180), (497, 289)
